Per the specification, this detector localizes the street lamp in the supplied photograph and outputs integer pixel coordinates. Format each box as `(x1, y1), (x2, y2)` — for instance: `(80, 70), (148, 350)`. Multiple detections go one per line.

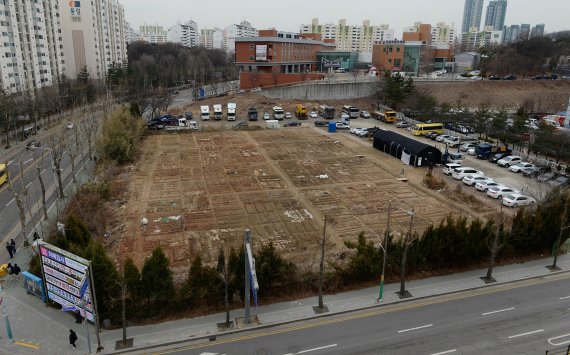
(398, 208), (414, 299)
(377, 200), (392, 302)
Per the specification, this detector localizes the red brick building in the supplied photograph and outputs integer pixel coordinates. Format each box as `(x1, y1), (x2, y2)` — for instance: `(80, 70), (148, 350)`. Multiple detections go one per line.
(235, 29), (336, 89)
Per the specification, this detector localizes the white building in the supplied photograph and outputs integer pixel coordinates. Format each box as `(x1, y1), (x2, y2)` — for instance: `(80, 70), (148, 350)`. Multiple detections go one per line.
(59, 0), (127, 81)
(0, 0), (64, 93)
(125, 22), (139, 44)
(300, 18), (394, 54)
(224, 21), (258, 52)
(199, 28), (223, 50)
(168, 21), (199, 48)
(140, 25), (168, 44)
(431, 22), (456, 45)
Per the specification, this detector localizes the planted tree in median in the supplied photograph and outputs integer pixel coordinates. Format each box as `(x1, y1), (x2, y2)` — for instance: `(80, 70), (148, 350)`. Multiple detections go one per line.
(141, 247), (175, 314)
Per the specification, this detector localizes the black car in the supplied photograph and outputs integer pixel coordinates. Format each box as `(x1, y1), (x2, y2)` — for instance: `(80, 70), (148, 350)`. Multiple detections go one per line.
(425, 132), (439, 139)
(531, 75), (546, 80)
(26, 140), (41, 149)
(503, 75), (517, 80)
(314, 120), (328, 127)
(489, 152), (511, 163)
(489, 76), (503, 81)
(286, 121), (302, 127)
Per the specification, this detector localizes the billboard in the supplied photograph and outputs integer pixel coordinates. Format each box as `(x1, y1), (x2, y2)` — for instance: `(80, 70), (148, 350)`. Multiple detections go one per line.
(255, 45), (268, 61)
(38, 242), (95, 322)
(68, 0), (81, 22)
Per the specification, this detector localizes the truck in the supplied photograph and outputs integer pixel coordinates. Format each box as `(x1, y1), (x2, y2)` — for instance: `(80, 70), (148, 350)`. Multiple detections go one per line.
(213, 104), (223, 120)
(247, 107), (258, 121)
(227, 103), (236, 121)
(295, 104), (308, 118)
(165, 117), (191, 130)
(342, 105), (359, 118)
(266, 120), (280, 129)
(318, 105), (335, 119)
(200, 105), (210, 121)
(272, 106), (284, 120)
(474, 143), (510, 160)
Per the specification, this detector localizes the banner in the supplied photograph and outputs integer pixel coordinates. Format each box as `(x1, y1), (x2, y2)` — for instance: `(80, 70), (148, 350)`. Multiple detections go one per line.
(255, 45), (267, 61)
(401, 151), (411, 165)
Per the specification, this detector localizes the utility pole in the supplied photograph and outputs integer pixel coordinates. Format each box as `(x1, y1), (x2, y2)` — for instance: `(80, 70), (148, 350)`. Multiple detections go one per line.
(549, 198), (569, 270)
(398, 208), (414, 299)
(316, 214), (328, 312)
(484, 203), (503, 282)
(378, 200), (392, 302)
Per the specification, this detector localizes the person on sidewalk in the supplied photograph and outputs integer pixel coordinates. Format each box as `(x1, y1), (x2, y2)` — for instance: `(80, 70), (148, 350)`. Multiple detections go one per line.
(75, 310), (83, 324)
(10, 239), (16, 253)
(6, 242), (13, 258)
(69, 329), (78, 348)
(11, 264), (20, 275)
(6, 263), (13, 275)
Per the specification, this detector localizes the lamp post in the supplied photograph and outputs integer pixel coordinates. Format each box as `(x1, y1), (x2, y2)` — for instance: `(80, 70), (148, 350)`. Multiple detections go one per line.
(378, 200), (392, 302)
(549, 199), (569, 271)
(398, 208), (414, 299)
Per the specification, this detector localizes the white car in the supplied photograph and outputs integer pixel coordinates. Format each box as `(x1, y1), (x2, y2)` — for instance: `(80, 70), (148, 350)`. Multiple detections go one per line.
(502, 194), (536, 208)
(396, 121), (412, 128)
(350, 127), (366, 135)
(285, 112), (292, 119)
(463, 175), (493, 186)
(443, 163), (462, 175)
(435, 134), (450, 142)
(309, 111), (318, 118)
(471, 76), (483, 81)
(444, 136), (461, 147)
(452, 167), (484, 180)
(360, 111), (371, 118)
(467, 148), (476, 156)
(497, 155), (522, 167)
(487, 186), (520, 199)
(66, 123), (75, 130)
(456, 75), (468, 80)
(509, 162), (535, 173)
(335, 122), (350, 129)
(475, 181), (502, 192)
(263, 112), (270, 120)
(460, 143), (477, 152)
(340, 112), (350, 120)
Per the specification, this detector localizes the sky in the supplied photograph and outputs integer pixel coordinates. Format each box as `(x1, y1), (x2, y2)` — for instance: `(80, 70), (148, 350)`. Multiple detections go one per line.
(120, 0), (568, 36)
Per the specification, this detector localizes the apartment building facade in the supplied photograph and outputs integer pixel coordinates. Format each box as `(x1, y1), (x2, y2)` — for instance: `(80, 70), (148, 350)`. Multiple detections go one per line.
(431, 22), (456, 45)
(140, 25), (168, 44)
(58, 0), (127, 81)
(199, 28), (223, 50)
(125, 22), (139, 44)
(168, 21), (199, 48)
(224, 21), (258, 53)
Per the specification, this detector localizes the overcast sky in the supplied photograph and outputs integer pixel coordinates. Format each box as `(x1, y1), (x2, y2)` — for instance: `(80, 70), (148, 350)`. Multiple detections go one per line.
(120, 0), (567, 36)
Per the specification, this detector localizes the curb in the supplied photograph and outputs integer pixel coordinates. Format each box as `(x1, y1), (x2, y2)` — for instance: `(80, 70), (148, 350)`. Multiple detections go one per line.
(108, 268), (570, 354)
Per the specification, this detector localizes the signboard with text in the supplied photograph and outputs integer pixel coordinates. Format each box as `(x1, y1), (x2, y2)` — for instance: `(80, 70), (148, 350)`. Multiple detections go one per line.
(255, 45), (267, 61)
(68, 0), (81, 22)
(39, 242), (95, 322)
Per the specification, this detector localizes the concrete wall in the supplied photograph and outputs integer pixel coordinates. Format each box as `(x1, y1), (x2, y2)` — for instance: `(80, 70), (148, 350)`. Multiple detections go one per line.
(260, 80), (378, 100)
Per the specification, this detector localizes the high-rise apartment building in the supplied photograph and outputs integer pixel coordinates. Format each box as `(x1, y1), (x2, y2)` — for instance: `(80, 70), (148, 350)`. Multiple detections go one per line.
(0, 0), (65, 93)
(140, 25), (168, 44)
(431, 22), (456, 45)
(224, 21), (258, 52)
(519, 24), (531, 41)
(199, 28), (224, 50)
(300, 18), (394, 53)
(59, 0), (127, 81)
(530, 24), (545, 38)
(125, 22), (139, 44)
(168, 21), (199, 48)
(484, 0), (507, 31)
(461, 0), (484, 33)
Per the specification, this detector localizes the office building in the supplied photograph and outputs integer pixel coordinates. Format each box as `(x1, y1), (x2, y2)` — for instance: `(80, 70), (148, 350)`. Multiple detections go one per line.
(300, 18), (394, 53)
(484, 0), (508, 31)
(224, 21), (258, 52)
(168, 21), (199, 48)
(461, 0), (484, 33)
(140, 25), (168, 44)
(59, 0), (128, 81)
(530, 24), (545, 38)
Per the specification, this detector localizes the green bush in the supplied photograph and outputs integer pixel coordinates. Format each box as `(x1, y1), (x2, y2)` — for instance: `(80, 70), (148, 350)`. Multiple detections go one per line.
(99, 107), (145, 165)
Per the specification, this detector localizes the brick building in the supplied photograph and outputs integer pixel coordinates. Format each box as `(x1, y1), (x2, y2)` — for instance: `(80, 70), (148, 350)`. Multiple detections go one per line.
(235, 29), (335, 89)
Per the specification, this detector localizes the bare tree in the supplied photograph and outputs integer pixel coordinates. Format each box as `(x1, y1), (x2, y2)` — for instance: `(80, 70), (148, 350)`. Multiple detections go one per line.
(110, 277), (133, 349)
(0, 92), (17, 148)
(217, 248), (234, 328)
(7, 155), (30, 245)
(482, 204), (505, 283)
(63, 126), (79, 184)
(549, 198), (569, 270)
(46, 131), (66, 199)
(316, 214), (335, 312)
(33, 152), (48, 220)
(82, 118), (97, 160)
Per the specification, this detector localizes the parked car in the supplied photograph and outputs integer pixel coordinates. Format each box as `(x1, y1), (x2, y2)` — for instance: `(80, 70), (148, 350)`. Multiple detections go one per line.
(522, 165), (550, 177)
(489, 76), (502, 81)
(487, 186), (520, 199)
(285, 121), (302, 127)
(497, 155), (522, 167)
(285, 112), (292, 119)
(396, 121), (412, 128)
(335, 122), (350, 129)
(26, 140), (41, 149)
(452, 167), (484, 180)
(443, 163), (462, 175)
(444, 136), (461, 147)
(350, 127), (366, 135)
(425, 132), (440, 139)
(360, 111), (371, 118)
(460, 143), (477, 152)
(309, 111), (318, 118)
(435, 134), (451, 142)
(537, 172), (557, 182)
(66, 123), (75, 129)
(263, 112), (270, 120)
(314, 120), (328, 127)
(489, 152), (512, 163)
(356, 128), (374, 138)
(502, 194), (536, 208)
(340, 112), (350, 120)
(509, 162), (535, 173)
(503, 75), (517, 80)
(471, 76), (483, 81)
(475, 181), (502, 192)
(549, 176), (569, 187)
(463, 175), (493, 186)
(531, 75), (546, 80)
(467, 148), (476, 156)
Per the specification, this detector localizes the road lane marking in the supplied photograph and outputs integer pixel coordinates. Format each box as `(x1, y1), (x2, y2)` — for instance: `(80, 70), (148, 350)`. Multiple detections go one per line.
(284, 344), (338, 355)
(559, 296), (570, 300)
(508, 329), (544, 339)
(398, 324), (433, 333)
(548, 333), (570, 346)
(7, 160), (13, 166)
(482, 307), (515, 315)
(14, 341), (40, 349)
(26, 182), (32, 188)
(430, 350), (457, 355)
(24, 158), (33, 164)
(6, 198), (15, 207)
(41, 169), (46, 174)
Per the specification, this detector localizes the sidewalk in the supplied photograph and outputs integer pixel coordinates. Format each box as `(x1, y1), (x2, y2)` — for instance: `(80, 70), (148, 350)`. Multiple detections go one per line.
(0, 252), (568, 354)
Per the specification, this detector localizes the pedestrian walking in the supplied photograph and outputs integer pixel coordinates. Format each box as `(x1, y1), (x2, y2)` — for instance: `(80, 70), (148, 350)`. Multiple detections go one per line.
(69, 329), (78, 348)
(6, 242), (13, 258)
(11, 264), (20, 275)
(10, 239), (16, 254)
(75, 310), (83, 324)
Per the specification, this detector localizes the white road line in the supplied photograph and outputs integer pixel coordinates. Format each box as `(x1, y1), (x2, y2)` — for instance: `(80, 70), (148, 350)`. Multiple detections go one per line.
(398, 324), (433, 333)
(508, 329), (544, 339)
(41, 169), (46, 174)
(430, 350), (457, 355)
(7, 160), (13, 166)
(548, 333), (570, 346)
(482, 307), (515, 315)
(283, 344), (338, 355)
(26, 182), (32, 188)
(5, 198), (15, 207)
(24, 158), (33, 164)
(559, 296), (570, 300)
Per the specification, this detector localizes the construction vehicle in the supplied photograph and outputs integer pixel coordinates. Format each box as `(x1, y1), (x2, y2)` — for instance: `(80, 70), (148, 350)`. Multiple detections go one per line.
(295, 104), (307, 118)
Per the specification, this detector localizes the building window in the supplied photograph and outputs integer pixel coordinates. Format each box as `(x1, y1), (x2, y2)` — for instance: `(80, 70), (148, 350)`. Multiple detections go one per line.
(389, 47), (393, 52)
(249, 56), (254, 61)
(388, 59), (392, 64)
(249, 44), (254, 50)
(396, 47), (400, 52)
(394, 59), (401, 67)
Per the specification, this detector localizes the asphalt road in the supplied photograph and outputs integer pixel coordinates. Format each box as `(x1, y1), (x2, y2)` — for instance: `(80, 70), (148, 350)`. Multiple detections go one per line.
(144, 273), (570, 355)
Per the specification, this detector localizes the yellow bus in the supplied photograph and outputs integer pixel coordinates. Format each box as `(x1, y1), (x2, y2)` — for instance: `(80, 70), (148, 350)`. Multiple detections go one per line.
(0, 163), (7, 187)
(411, 123), (444, 136)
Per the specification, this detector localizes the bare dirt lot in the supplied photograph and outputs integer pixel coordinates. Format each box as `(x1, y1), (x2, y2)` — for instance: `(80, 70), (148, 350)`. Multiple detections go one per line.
(117, 128), (469, 280)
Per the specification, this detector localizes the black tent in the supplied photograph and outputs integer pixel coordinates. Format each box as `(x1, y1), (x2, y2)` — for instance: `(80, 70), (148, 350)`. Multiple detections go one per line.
(373, 130), (442, 167)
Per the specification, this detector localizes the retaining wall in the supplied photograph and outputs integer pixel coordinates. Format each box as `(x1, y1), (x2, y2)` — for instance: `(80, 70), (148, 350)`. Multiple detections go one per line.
(261, 80), (379, 100)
